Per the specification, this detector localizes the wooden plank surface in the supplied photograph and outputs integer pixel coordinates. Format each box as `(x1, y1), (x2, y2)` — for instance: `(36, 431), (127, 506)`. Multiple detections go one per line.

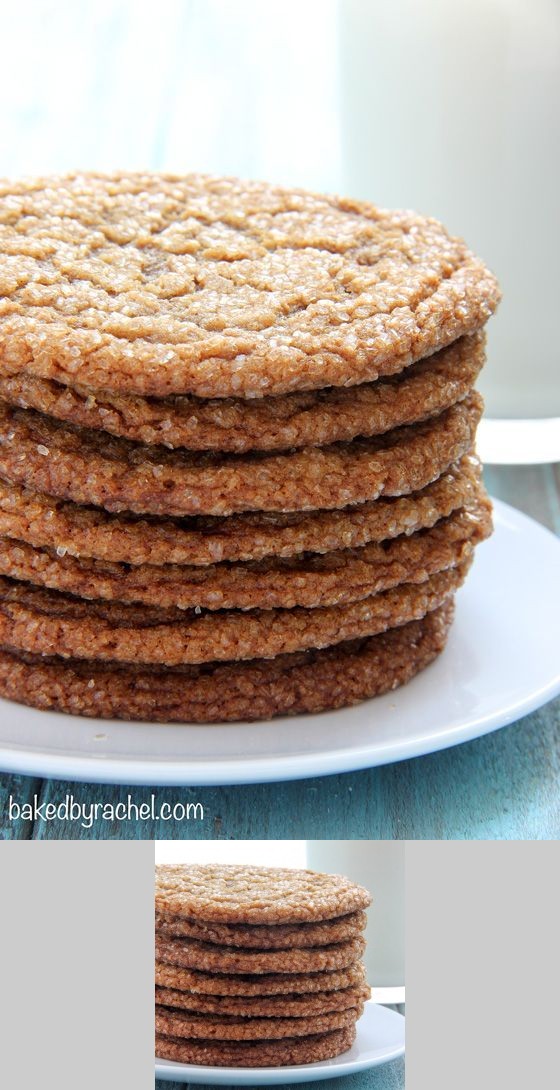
(0, 773), (42, 840)
(0, 463), (557, 841)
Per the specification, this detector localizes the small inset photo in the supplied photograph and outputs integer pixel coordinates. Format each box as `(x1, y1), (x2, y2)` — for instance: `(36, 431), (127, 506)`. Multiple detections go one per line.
(154, 840), (405, 1087)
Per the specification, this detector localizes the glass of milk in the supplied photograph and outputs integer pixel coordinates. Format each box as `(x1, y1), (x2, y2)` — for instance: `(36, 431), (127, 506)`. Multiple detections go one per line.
(306, 841), (405, 991)
(336, 0), (560, 463)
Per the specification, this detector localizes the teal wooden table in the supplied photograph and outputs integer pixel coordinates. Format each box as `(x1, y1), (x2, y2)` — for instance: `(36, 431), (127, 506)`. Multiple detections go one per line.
(0, 465), (558, 841)
(154, 1055), (405, 1090)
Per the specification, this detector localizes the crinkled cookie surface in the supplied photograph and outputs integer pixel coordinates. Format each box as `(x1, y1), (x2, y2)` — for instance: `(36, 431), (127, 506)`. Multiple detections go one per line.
(155, 864), (371, 924)
(0, 172), (500, 398)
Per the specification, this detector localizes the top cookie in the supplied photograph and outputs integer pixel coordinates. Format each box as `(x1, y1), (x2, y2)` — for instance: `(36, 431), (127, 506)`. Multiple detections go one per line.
(155, 865), (371, 924)
(0, 173), (499, 398)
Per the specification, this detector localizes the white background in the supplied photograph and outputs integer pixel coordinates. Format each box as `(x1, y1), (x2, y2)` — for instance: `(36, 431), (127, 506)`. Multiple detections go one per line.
(155, 839), (307, 866)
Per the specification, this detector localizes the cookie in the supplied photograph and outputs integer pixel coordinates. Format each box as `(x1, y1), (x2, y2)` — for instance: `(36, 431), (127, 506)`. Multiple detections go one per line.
(155, 934), (366, 974)
(156, 864), (371, 926)
(154, 909), (367, 948)
(0, 601), (454, 721)
(155, 1003), (362, 1040)
(0, 499), (490, 610)
(154, 982), (370, 1016)
(154, 960), (367, 997)
(0, 331), (484, 452)
(0, 173), (499, 399)
(0, 562), (467, 664)
(155, 1024), (356, 1066)
(0, 394), (482, 516)
(0, 454), (483, 566)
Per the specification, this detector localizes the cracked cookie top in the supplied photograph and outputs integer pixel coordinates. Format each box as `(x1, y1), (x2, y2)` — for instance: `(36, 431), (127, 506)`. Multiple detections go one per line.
(155, 864), (371, 924)
(0, 173), (499, 398)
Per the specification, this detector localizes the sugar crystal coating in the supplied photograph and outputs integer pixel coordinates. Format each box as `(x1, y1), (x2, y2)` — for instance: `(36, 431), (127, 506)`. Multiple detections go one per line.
(154, 908), (367, 949)
(0, 603), (453, 722)
(154, 960), (367, 996)
(155, 1002), (362, 1039)
(155, 864), (371, 924)
(0, 172), (500, 398)
(0, 497), (490, 611)
(155, 933), (365, 974)
(0, 331), (484, 451)
(0, 454), (483, 566)
(154, 981), (370, 1015)
(0, 561), (468, 665)
(155, 1025), (356, 1066)
(0, 394), (482, 516)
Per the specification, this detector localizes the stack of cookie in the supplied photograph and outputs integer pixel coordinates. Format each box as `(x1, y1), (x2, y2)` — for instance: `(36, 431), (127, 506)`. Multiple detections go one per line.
(155, 864), (372, 1067)
(0, 173), (499, 721)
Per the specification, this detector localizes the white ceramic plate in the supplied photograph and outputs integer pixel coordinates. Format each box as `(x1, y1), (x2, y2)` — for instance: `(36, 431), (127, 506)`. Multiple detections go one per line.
(0, 499), (559, 785)
(155, 1001), (405, 1085)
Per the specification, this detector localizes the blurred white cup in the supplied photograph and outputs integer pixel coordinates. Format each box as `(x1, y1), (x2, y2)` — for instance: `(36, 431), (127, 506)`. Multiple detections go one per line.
(337, 0), (560, 462)
(306, 841), (405, 989)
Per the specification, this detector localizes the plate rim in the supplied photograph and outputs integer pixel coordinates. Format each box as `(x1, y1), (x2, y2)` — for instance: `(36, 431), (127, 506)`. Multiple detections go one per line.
(0, 498), (559, 785)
